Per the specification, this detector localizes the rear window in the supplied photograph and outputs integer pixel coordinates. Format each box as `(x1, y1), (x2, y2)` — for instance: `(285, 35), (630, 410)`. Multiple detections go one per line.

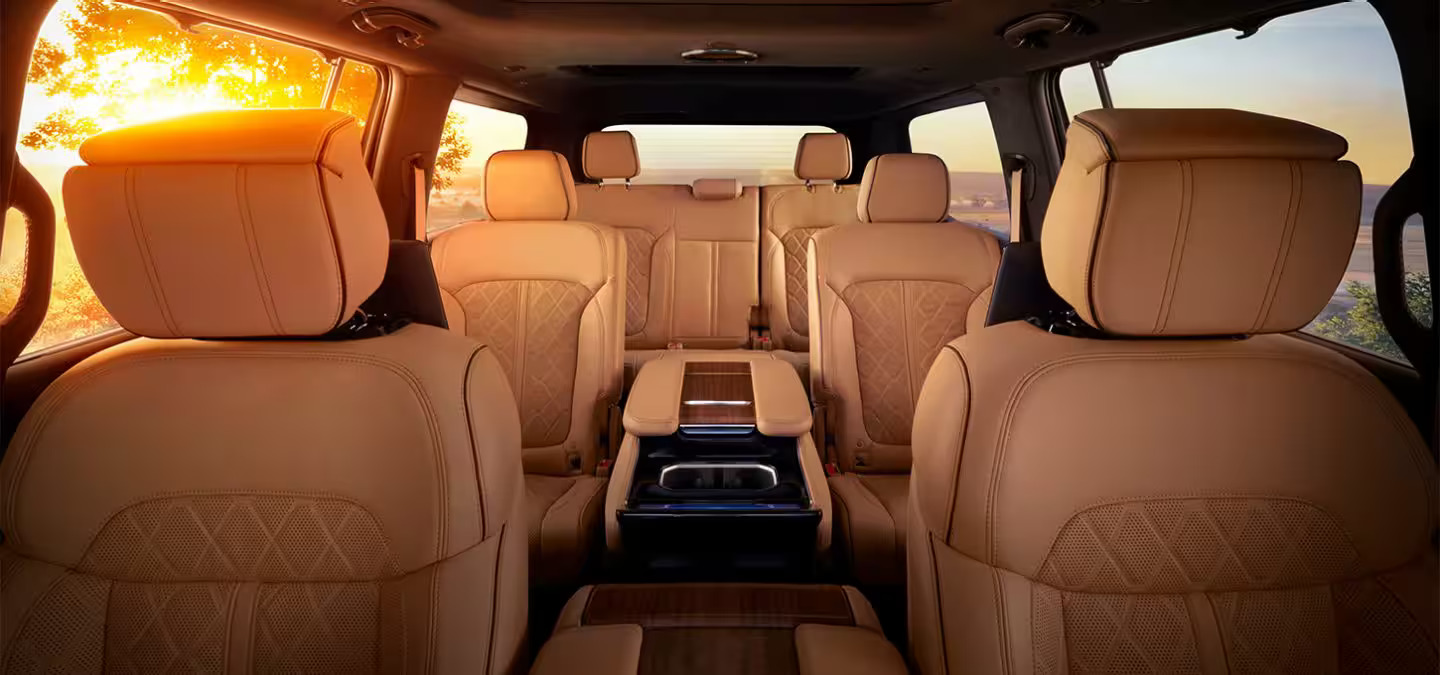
(604, 124), (836, 185)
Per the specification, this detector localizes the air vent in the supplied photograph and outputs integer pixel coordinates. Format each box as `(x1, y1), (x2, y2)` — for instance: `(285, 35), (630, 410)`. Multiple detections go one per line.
(681, 46), (760, 63)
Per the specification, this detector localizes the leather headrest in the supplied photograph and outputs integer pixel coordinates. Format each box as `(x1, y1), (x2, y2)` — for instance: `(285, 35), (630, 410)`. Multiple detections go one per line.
(794, 132), (851, 181)
(582, 131), (640, 180)
(484, 150), (579, 221)
(692, 178), (741, 201)
(857, 153), (950, 223)
(1043, 109), (1361, 337)
(63, 109), (388, 339)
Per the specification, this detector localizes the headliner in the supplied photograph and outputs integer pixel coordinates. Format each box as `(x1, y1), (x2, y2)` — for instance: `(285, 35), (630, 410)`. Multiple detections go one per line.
(133, 0), (1331, 122)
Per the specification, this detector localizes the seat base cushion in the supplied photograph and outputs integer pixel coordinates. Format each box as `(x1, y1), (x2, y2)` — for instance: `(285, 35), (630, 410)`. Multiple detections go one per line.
(526, 474), (608, 585)
(532, 584), (907, 675)
(828, 473), (908, 586)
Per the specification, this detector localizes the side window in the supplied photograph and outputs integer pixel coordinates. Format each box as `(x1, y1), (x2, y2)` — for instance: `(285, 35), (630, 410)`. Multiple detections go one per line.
(1, 210), (25, 319)
(427, 100), (528, 234)
(907, 103), (1010, 239)
(16, 0), (380, 356)
(603, 124), (835, 185)
(1057, 2), (1426, 363)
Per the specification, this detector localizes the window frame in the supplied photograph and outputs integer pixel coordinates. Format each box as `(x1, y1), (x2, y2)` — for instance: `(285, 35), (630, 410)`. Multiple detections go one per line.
(903, 98), (1012, 239)
(423, 93), (531, 238)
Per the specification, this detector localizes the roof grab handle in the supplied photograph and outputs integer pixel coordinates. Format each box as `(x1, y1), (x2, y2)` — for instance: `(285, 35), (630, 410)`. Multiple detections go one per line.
(352, 8), (437, 49)
(1000, 12), (1093, 49)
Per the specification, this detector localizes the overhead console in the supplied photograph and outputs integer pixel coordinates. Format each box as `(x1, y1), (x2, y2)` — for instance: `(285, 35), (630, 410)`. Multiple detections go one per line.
(605, 353), (831, 579)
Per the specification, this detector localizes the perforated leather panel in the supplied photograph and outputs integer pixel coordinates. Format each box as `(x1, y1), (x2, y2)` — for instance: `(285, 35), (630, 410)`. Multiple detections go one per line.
(456, 279), (594, 447)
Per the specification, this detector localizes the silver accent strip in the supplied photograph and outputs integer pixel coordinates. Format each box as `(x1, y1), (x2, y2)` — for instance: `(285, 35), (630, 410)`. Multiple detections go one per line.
(658, 463), (778, 490)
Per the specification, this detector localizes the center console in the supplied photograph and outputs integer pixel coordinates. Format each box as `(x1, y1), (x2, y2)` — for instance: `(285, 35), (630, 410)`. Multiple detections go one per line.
(605, 353), (830, 578)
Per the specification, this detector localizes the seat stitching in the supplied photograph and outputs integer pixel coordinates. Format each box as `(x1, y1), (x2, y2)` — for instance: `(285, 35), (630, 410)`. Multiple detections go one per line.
(992, 566), (1012, 675)
(125, 167), (180, 335)
(312, 164), (348, 328)
(1156, 159), (1193, 334)
(929, 534), (952, 675)
(235, 165), (283, 334)
(461, 345), (490, 536)
(1254, 160), (1304, 331)
(987, 348), (1432, 569)
(8, 350), (448, 562)
(940, 346), (970, 546)
(481, 523), (508, 675)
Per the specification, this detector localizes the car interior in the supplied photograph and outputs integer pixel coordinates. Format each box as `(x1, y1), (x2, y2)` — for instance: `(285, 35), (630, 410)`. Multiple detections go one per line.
(0, 0), (1435, 672)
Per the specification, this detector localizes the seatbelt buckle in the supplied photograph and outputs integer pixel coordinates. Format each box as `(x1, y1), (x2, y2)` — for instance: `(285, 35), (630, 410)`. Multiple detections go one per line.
(666, 341), (684, 350)
(824, 462), (840, 477)
(596, 458), (612, 478)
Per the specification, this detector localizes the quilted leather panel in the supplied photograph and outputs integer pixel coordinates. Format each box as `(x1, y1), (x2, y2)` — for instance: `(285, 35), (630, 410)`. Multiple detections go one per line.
(1061, 592), (1200, 674)
(254, 582), (380, 673)
(107, 582), (233, 673)
(456, 280), (594, 448)
(780, 227), (823, 336)
(621, 228), (655, 336)
(843, 280), (977, 446)
(3, 572), (109, 673)
(1038, 497), (1359, 593)
(1333, 576), (1438, 673)
(80, 494), (402, 582)
(1032, 583), (1065, 675)
(1211, 587), (1334, 674)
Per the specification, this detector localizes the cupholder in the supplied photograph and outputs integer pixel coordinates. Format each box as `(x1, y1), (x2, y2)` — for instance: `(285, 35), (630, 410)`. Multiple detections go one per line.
(658, 463), (778, 491)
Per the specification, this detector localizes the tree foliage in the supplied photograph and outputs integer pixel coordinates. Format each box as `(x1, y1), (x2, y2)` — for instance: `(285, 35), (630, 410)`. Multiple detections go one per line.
(20, 0), (373, 152)
(434, 112), (473, 191)
(1309, 272), (1432, 360)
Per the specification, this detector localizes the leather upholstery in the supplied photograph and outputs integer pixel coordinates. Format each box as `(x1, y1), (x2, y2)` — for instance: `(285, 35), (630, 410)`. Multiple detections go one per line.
(794, 132), (852, 182)
(761, 133), (863, 352)
(531, 584), (907, 675)
(63, 109), (387, 338)
(856, 153), (950, 224)
(2, 111), (528, 675)
(692, 178), (742, 201)
(433, 150), (624, 585)
(575, 182), (759, 350)
(583, 130), (641, 181)
(484, 149), (579, 221)
(909, 110), (1437, 675)
(810, 154), (1000, 586)
(1044, 109), (1361, 336)
(606, 350), (832, 554)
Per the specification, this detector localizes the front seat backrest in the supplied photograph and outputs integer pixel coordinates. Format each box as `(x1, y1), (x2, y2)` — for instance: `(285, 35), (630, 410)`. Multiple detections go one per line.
(1, 109), (528, 674)
(908, 108), (1438, 675)
(809, 153), (1001, 585)
(431, 149), (624, 585)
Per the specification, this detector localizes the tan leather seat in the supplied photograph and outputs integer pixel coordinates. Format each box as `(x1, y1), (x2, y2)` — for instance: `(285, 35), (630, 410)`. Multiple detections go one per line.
(0, 110), (528, 673)
(431, 149), (625, 585)
(909, 109), (1439, 674)
(761, 132), (862, 361)
(809, 153), (1002, 585)
(574, 131), (761, 381)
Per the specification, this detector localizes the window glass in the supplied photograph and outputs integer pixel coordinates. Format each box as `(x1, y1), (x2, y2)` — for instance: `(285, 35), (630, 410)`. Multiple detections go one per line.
(332, 60), (381, 128)
(1057, 2), (1420, 363)
(1402, 216), (1430, 328)
(907, 103), (1009, 239)
(18, 0), (377, 355)
(427, 100), (528, 234)
(1, 209), (26, 318)
(603, 124), (835, 186)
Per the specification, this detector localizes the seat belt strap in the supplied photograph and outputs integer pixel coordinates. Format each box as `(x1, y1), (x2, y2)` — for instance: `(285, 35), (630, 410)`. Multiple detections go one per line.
(412, 162), (428, 240)
(1008, 165), (1025, 244)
